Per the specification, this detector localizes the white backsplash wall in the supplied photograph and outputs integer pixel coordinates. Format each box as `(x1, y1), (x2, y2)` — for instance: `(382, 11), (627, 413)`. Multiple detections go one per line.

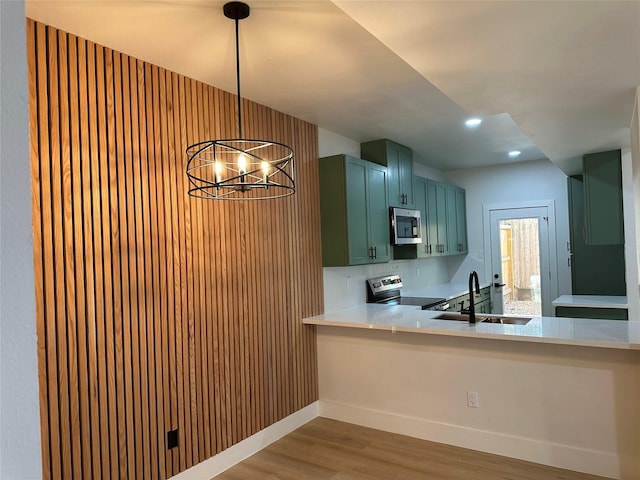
(323, 257), (450, 312)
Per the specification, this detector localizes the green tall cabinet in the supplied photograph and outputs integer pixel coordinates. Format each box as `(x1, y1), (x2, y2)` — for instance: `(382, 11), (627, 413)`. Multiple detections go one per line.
(318, 154), (390, 266)
(361, 139), (415, 208)
(582, 149), (624, 245)
(568, 175), (625, 295)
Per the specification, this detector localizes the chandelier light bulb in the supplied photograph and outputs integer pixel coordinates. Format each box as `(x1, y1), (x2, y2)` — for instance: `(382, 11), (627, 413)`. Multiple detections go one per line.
(214, 161), (222, 182)
(237, 154), (247, 174)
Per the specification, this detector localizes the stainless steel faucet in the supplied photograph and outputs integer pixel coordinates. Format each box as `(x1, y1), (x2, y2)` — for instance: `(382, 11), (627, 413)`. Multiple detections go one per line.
(466, 270), (480, 324)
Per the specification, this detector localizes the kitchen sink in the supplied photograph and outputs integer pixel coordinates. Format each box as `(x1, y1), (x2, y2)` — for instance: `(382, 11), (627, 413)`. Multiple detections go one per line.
(433, 312), (531, 325)
(434, 313), (472, 321)
(480, 316), (532, 325)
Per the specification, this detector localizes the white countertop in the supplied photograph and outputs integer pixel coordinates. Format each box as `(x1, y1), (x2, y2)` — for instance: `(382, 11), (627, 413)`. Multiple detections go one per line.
(303, 304), (640, 350)
(552, 295), (628, 309)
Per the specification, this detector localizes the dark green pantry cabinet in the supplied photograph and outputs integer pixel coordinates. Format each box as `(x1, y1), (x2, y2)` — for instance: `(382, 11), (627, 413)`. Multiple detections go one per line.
(582, 149), (624, 245)
(567, 176), (625, 295)
(361, 139), (415, 208)
(318, 154), (390, 266)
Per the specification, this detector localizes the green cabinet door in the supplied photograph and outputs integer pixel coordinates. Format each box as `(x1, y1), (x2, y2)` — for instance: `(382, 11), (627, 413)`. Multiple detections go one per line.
(319, 154), (390, 266)
(345, 159), (371, 265)
(396, 143), (415, 208)
(427, 180), (448, 256)
(446, 187), (458, 255)
(445, 185), (468, 255)
(360, 139), (414, 208)
(366, 163), (391, 263)
(583, 149), (624, 245)
(455, 188), (468, 254)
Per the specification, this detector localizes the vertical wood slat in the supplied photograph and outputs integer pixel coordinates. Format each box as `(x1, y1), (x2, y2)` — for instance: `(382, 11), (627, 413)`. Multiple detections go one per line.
(133, 56), (153, 480)
(143, 60), (161, 480)
(29, 18), (323, 480)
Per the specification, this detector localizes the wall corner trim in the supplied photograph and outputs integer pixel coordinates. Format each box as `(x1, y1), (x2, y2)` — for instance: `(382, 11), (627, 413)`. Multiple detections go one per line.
(168, 402), (319, 480)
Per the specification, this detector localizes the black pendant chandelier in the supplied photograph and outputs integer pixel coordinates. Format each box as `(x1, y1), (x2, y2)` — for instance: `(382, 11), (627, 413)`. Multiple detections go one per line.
(186, 1), (295, 200)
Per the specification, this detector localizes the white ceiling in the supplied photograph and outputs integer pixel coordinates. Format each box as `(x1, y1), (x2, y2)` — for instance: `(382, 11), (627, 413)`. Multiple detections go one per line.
(26, 0), (640, 175)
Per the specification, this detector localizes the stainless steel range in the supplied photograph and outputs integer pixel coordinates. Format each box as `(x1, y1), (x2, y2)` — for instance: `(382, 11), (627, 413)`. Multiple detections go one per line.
(366, 274), (449, 310)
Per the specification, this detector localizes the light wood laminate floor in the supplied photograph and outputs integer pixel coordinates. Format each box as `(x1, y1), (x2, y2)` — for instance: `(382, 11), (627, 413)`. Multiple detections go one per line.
(214, 417), (607, 480)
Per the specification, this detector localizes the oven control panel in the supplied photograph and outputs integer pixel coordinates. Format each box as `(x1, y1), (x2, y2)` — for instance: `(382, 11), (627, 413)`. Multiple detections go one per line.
(367, 274), (403, 295)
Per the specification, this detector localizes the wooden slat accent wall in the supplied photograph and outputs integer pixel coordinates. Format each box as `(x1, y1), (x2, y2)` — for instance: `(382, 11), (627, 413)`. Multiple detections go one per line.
(27, 18), (323, 480)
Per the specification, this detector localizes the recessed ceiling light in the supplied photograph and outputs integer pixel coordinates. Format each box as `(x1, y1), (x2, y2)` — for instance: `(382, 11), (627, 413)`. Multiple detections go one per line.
(465, 118), (482, 128)
(508, 150), (521, 158)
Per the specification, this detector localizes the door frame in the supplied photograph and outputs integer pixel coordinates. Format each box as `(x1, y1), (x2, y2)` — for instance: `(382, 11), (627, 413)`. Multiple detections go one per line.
(483, 200), (559, 317)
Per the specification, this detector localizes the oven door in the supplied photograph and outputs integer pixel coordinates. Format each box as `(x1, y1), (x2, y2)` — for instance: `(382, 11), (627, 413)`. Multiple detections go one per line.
(391, 208), (422, 245)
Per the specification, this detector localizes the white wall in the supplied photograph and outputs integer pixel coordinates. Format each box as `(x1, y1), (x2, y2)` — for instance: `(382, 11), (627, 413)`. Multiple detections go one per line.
(317, 327), (640, 479)
(443, 159), (572, 298)
(0, 1), (43, 478)
(318, 129), (450, 312)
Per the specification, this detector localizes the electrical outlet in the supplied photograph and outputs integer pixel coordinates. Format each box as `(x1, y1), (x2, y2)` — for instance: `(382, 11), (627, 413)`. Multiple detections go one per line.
(167, 429), (178, 449)
(415, 267), (420, 277)
(467, 391), (479, 408)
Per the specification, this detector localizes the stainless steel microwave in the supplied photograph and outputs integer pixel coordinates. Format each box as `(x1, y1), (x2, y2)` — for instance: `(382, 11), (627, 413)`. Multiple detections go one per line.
(390, 207), (422, 245)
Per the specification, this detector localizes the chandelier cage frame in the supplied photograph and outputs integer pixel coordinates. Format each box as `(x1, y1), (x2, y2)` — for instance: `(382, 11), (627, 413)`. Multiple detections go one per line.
(185, 1), (296, 200)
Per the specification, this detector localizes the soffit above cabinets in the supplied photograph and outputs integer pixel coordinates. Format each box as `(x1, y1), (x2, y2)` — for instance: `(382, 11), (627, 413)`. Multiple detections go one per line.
(26, 0), (640, 175)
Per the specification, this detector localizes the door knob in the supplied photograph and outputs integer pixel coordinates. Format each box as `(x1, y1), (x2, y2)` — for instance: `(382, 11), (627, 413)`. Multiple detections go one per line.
(493, 282), (506, 288)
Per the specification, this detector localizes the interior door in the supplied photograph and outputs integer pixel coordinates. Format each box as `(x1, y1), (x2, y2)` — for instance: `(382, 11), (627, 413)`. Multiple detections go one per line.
(489, 206), (554, 316)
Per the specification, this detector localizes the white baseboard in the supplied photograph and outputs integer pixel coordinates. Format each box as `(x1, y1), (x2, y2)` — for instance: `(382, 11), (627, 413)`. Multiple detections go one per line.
(319, 400), (619, 480)
(169, 402), (319, 480)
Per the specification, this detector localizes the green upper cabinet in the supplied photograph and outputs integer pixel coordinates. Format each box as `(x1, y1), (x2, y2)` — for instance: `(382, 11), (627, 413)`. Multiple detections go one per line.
(318, 154), (390, 266)
(393, 177), (468, 260)
(446, 185), (468, 255)
(414, 177), (430, 258)
(360, 139), (415, 208)
(582, 149), (624, 245)
(427, 180), (448, 256)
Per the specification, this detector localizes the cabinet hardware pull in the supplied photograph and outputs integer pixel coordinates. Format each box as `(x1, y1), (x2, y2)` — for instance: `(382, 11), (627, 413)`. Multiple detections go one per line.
(373, 246), (377, 259)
